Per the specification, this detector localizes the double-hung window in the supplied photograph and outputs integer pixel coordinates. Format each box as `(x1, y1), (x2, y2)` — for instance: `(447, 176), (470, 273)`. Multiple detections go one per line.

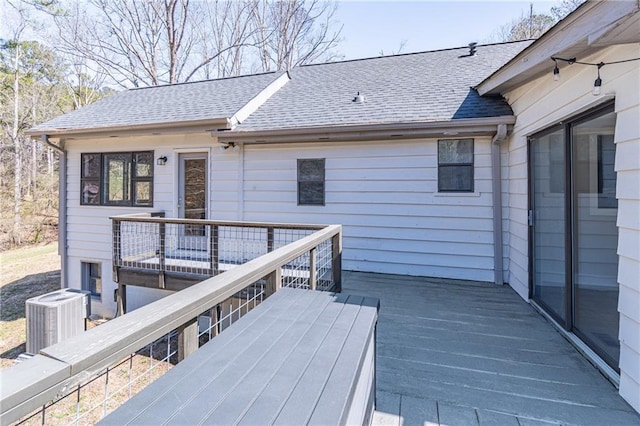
(81, 151), (153, 206)
(438, 139), (474, 192)
(297, 158), (325, 205)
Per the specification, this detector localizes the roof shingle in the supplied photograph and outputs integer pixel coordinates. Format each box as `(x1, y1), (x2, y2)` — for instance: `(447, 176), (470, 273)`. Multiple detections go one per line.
(30, 41), (532, 135)
(30, 72), (283, 133)
(236, 41), (532, 132)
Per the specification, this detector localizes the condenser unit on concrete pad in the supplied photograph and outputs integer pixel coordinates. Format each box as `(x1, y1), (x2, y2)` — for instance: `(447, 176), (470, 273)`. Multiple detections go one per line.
(26, 289), (91, 354)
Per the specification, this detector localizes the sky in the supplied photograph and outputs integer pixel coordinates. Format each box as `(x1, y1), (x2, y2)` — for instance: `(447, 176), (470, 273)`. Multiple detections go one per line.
(334, 1), (558, 60)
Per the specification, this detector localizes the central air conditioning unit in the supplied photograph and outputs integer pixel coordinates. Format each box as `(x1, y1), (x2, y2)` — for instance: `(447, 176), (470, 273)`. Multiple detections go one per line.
(26, 288), (91, 355)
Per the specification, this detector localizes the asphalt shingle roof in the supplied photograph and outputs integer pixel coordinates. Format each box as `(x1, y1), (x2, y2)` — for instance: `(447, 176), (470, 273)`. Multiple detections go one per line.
(236, 41), (532, 132)
(30, 41), (532, 135)
(30, 72), (283, 133)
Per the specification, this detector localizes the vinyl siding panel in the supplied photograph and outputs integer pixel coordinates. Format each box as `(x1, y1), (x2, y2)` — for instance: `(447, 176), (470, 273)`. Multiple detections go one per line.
(504, 44), (640, 411)
(64, 134), (215, 316)
(236, 139), (496, 282)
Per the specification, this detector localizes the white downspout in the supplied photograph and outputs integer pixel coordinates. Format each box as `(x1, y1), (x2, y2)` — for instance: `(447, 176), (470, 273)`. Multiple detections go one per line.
(238, 144), (245, 221)
(491, 124), (508, 285)
(41, 134), (67, 289)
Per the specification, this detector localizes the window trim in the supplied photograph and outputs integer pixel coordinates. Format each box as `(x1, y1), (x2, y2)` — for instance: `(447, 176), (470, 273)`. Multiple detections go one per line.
(437, 138), (474, 193)
(81, 261), (102, 300)
(81, 151), (154, 207)
(297, 158), (325, 206)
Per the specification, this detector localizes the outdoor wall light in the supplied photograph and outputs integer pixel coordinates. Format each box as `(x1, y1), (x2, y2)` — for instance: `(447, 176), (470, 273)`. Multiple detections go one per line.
(219, 142), (240, 152)
(156, 156), (168, 166)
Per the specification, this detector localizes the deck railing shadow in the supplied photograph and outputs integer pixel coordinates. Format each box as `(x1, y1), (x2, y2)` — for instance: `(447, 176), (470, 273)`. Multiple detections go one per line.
(0, 217), (342, 426)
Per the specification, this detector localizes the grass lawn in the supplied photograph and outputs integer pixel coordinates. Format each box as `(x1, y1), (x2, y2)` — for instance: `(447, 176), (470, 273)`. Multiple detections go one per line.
(0, 242), (61, 369)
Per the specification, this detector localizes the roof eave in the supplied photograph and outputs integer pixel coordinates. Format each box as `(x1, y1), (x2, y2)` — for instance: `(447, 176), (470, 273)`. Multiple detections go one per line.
(218, 116), (516, 145)
(476, 0), (640, 96)
(25, 117), (232, 139)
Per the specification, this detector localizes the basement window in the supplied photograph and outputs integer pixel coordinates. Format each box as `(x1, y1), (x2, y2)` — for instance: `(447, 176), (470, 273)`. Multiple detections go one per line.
(438, 139), (474, 192)
(81, 151), (153, 206)
(298, 158), (325, 205)
(82, 262), (101, 299)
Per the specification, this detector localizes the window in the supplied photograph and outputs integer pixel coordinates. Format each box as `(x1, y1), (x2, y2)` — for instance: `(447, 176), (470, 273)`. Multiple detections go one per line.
(438, 139), (474, 192)
(82, 262), (101, 299)
(81, 151), (153, 206)
(298, 158), (325, 205)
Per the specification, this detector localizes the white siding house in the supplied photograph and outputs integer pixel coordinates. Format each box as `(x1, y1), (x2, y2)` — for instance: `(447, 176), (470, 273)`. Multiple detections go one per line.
(213, 139), (498, 281)
(478, 0), (640, 412)
(27, 0), (640, 414)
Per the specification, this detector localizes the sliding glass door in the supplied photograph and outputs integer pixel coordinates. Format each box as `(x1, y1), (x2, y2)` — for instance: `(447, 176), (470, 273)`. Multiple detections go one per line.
(571, 109), (619, 367)
(531, 127), (567, 324)
(529, 102), (619, 370)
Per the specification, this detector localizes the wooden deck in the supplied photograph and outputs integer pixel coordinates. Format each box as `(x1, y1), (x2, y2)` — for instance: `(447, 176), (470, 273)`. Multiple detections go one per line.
(342, 271), (640, 425)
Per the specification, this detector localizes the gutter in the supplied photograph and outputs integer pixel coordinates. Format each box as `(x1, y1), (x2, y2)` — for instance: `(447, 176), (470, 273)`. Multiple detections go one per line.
(40, 134), (68, 289)
(219, 116), (516, 144)
(25, 117), (231, 139)
(491, 124), (508, 285)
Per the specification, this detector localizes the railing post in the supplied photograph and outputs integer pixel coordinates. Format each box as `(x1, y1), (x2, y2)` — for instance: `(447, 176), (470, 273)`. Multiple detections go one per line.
(265, 267), (282, 296)
(211, 225), (219, 275)
(177, 318), (198, 362)
(267, 227), (274, 253)
(209, 304), (221, 337)
(116, 283), (127, 316)
(112, 219), (121, 283)
(332, 232), (342, 293)
(159, 221), (166, 289)
(309, 248), (317, 290)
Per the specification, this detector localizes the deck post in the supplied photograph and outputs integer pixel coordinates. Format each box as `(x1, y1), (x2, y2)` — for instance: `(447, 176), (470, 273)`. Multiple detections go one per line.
(209, 304), (221, 337)
(265, 267), (282, 297)
(309, 247), (317, 290)
(267, 227), (274, 253)
(158, 221), (166, 289)
(332, 232), (342, 292)
(177, 317), (198, 362)
(116, 283), (127, 316)
(211, 225), (219, 275)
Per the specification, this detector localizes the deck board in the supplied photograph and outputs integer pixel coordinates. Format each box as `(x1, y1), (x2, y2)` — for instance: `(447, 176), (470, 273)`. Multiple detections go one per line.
(342, 271), (640, 426)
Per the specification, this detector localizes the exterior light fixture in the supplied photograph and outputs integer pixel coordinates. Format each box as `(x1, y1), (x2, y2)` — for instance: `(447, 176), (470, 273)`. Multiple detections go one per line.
(352, 92), (365, 103)
(550, 56), (640, 96)
(219, 142), (240, 152)
(593, 63), (604, 96)
(156, 156), (168, 166)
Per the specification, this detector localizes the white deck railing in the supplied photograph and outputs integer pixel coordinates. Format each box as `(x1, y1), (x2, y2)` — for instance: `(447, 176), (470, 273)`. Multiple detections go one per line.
(0, 221), (342, 425)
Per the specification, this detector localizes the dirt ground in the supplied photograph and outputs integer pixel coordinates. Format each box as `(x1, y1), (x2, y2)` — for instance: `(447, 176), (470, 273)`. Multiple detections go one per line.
(0, 243), (61, 369)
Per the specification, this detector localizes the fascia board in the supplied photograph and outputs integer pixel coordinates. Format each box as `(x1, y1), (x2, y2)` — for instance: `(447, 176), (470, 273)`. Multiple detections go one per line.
(218, 116), (516, 144)
(26, 117), (231, 139)
(477, 0), (639, 96)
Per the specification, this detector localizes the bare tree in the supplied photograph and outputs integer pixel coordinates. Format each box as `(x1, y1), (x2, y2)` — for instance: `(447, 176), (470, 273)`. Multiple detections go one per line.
(1, 2), (28, 245)
(194, 1), (259, 79)
(250, 0), (342, 72)
(490, 2), (555, 42)
(1, 1), (69, 247)
(550, 0), (586, 21)
(52, 0), (264, 86)
(379, 40), (408, 57)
